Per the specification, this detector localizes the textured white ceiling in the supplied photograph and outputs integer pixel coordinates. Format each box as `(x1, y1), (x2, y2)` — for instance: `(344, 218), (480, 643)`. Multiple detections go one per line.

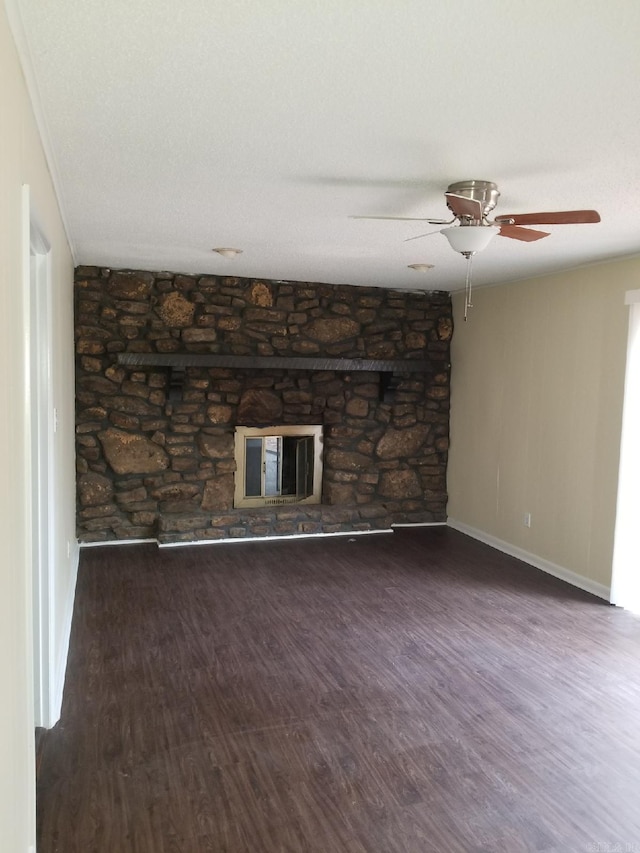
(11, 0), (640, 291)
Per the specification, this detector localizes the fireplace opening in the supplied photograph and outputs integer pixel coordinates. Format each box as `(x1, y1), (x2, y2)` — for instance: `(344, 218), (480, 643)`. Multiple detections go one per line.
(233, 425), (323, 508)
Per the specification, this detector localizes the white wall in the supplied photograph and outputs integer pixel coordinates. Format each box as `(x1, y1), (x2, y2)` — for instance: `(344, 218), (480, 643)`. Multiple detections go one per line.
(0, 3), (78, 850)
(448, 257), (639, 594)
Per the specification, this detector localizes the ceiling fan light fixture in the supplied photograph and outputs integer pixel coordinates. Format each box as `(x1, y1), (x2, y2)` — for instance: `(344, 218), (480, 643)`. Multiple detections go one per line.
(212, 247), (243, 259)
(441, 225), (500, 256)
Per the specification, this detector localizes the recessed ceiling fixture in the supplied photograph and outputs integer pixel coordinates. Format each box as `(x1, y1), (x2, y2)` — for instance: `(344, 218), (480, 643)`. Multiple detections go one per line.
(407, 263), (434, 272)
(212, 247), (243, 258)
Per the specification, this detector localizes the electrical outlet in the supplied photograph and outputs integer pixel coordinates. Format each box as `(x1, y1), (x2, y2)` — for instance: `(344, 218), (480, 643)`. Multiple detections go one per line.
(523, 512), (532, 528)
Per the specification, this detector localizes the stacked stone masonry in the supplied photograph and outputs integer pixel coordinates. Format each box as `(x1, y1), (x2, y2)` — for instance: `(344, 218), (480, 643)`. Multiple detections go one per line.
(75, 267), (452, 543)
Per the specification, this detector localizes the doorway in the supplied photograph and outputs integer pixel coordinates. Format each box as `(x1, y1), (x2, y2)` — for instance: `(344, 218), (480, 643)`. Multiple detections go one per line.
(610, 289), (640, 614)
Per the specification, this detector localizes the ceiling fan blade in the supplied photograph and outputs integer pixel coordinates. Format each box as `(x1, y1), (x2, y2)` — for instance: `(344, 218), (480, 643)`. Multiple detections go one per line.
(444, 192), (484, 220)
(350, 215), (450, 222)
(498, 225), (550, 242)
(495, 210), (600, 226)
(403, 229), (443, 243)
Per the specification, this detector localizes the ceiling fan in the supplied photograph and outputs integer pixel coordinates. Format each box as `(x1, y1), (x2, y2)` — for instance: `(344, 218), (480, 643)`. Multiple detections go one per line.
(353, 179), (601, 319)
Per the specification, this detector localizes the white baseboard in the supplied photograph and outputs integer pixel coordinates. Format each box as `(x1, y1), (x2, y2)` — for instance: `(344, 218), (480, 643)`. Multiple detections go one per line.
(391, 522), (447, 528)
(447, 518), (610, 602)
(79, 530), (397, 549)
(80, 537), (157, 548)
(159, 528), (394, 548)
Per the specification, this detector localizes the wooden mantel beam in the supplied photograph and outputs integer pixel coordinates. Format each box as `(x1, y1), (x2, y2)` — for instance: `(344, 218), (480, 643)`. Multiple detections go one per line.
(117, 353), (432, 373)
(116, 352), (434, 403)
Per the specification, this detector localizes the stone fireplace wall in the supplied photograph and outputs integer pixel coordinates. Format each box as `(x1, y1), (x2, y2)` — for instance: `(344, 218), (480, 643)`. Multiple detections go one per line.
(75, 267), (452, 543)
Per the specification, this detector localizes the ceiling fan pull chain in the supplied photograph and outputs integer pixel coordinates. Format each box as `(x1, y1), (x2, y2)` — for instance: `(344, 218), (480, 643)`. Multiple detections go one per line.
(464, 254), (473, 321)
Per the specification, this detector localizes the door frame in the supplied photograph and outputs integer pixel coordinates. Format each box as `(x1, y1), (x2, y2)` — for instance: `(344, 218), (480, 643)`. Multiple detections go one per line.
(23, 185), (56, 728)
(610, 288), (640, 613)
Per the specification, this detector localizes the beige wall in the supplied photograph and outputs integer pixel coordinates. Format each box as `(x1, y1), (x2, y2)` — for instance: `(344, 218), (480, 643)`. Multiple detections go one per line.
(448, 256), (640, 590)
(0, 3), (77, 850)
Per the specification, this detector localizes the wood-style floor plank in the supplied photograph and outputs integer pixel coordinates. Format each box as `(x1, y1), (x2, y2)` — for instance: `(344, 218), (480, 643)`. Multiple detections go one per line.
(37, 528), (640, 852)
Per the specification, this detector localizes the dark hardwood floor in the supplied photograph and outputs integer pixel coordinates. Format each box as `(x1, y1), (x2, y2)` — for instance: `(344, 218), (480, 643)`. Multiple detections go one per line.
(37, 528), (640, 852)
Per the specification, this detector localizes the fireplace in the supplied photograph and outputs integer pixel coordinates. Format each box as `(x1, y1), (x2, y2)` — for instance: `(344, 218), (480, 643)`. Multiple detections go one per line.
(75, 266), (452, 543)
(234, 425), (323, 508)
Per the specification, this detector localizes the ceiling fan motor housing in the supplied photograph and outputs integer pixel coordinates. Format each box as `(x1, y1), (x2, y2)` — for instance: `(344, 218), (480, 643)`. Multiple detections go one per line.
(446, 180), (500, 219)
